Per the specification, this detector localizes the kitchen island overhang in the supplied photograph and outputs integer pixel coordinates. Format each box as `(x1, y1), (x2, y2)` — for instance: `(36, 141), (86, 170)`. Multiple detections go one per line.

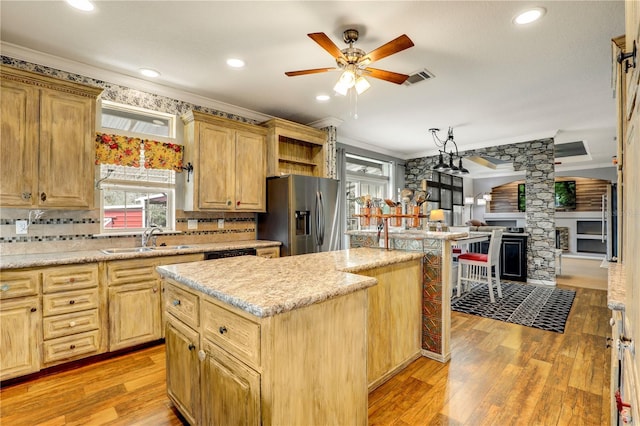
(157, 247), (424, 425)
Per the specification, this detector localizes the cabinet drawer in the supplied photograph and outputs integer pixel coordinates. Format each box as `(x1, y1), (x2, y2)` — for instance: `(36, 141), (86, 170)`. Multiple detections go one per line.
(107, 259), (157, 286)
(165, 282), (199, 329)
(256, 247), (279, 258)
(0, 270), (40, 299)
(43, 264), (98, 293)
(202, 300), (260, 368)
(42, 329), (100, 364)
(42, 288), (99, 317)
(43, 309), (99, 340)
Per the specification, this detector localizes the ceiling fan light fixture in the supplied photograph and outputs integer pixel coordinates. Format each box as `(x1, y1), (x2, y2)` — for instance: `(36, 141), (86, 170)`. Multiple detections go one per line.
(355, 76), (371, 94)
(333, 80), (349, 96)
(339, 69), (356, 88)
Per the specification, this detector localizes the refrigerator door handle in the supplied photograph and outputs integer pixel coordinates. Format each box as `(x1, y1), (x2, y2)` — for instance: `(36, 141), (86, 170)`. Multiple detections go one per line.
(316, 191), (325, 247)
(602, 194), (606, 242)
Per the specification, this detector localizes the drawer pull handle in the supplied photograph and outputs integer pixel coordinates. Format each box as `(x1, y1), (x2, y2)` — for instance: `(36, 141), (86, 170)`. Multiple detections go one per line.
(1, 284), (9, 292)
(173, 299), (181, 306)
(30, 307), (37, 313)
(69, 300), (75, 305)
(69, 277), (75, 283)
(152, 287), (158, 293)
(70, 344), (76, 350)
(198, 350), (206, 361)
(188, 343), (196, 351)
(219, 326), (227, 335)
(40, 192), (47, 202)
(69, 321), (76, 327)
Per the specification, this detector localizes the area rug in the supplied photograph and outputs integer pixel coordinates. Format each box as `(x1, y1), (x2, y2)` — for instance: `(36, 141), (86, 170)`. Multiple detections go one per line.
(451, 282), (576, 333)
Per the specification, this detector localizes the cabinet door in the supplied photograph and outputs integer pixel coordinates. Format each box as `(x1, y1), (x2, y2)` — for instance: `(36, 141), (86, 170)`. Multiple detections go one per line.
(0, 296), (40, 380)
(165, 318), (200, 426)
(234, 130), (266, 211)
(39, 89), (95, 208)
(109, 281), (161, 351)
(0, 79), (38, 207)
(500, 237), (527, 282)
(201, 340), (260, 426)
(198, 123), (235, 210)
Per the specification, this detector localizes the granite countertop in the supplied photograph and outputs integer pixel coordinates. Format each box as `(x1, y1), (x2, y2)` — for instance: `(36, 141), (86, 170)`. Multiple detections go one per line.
(345, 229), (468, 241)
(0, 240), (281, 269)
(156, 247), (423, 318)
(607, 262), (626, 311)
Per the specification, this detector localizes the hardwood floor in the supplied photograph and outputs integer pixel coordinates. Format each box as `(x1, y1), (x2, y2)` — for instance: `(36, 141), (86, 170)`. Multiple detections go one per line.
(1, 281), (611, 425)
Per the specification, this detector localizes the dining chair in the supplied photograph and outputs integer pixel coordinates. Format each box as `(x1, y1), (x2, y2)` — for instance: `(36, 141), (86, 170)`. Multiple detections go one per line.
(456, 229), (503, 302)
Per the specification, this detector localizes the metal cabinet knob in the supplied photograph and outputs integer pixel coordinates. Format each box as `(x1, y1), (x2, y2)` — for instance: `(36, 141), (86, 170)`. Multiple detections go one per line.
(188, 343), (196, 351)
(1, 284), (9, 292)
(21, 192), (31, 200)
(226, 200), (232, 207)
(70, 344), (76, 350)
(69, 300), (75, 305)
(69, 321), (76, 327)
(219, 326), (227, 334)
(173, 299), (181, 306)
(198, 350), (206, 361)
(40, 192), (47, 202)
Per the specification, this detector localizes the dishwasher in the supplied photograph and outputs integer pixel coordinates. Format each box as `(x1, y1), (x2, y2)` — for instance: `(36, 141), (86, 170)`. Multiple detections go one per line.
(203, 248), (257, 260)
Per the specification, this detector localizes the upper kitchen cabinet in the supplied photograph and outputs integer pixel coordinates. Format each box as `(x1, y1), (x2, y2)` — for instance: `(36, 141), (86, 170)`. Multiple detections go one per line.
(181, 111), (267, 212)
(261, 118), (327, 177)
(0, 65), (103, 209)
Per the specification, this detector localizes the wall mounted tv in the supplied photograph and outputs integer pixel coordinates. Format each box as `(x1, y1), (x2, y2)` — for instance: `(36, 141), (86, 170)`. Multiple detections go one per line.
(518, 181), (577, 212)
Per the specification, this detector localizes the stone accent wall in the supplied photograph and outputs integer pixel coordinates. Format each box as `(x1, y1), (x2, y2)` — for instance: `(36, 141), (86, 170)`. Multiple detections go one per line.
(405, 138), (556, 284)
(323, 125), (338, 179)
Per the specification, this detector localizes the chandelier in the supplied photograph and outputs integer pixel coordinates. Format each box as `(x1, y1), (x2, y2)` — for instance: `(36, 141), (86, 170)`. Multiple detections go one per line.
(429, 127), (469, 175)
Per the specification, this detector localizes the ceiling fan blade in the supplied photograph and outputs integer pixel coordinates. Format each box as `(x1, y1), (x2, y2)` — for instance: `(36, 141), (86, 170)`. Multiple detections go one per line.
(308, 32), (346, 60)
(285, 67), (336, 77)
(363, 34), (414, 63)
(363, 67), (410, 84)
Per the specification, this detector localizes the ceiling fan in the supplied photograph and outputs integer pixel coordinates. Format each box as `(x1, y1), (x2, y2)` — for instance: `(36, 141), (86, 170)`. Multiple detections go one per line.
(285, 29), (415, 95)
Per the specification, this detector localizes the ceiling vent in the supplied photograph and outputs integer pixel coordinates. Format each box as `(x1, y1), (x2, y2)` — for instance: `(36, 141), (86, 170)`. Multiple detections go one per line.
(554, 141), (588, 158)
(404, 68), (435, 86)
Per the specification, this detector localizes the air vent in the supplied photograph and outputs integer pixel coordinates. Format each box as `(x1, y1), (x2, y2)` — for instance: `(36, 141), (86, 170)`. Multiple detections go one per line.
(404, 68), (435, 86)
(555, 141), (588, 158)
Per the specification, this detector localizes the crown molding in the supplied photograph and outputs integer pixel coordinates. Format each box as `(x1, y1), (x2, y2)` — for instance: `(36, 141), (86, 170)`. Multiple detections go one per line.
(1, 42), (273, 123)
(307, 117), (344, 129)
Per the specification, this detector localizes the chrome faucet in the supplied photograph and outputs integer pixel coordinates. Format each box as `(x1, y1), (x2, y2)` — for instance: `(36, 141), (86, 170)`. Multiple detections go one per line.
(141, 226), (163, 247)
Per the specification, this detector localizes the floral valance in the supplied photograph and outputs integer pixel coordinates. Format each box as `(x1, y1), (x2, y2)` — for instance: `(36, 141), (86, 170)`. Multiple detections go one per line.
(95, 133), (184, 171)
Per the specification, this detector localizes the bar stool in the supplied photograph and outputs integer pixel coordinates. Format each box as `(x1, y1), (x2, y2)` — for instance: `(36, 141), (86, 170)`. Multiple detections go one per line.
(456, 229), (503, 302)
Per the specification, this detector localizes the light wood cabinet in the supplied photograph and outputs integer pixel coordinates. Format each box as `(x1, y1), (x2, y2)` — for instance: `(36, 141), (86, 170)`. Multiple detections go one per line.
(107, 254), (202, 351)
(0, 65), (102, 209)
(201, 339), (260, 426)
(0, 296), (40, 380)
(262, 118), (327, 177)
(165, 316), (201, 426)
(41, 264), (102, 367)
(163, 278), (368, 425)
(182, 111), (267, 212)
(255, 246), (279, 258)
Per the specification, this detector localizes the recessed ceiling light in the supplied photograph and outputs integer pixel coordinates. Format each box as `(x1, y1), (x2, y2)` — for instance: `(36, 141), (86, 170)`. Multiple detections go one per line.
(226, 58), (245, 69)
(316, 94), (331, 102)
(139, 68), (160, 78)
(514, 7), (546, 25)
(66, 0), (95, 11)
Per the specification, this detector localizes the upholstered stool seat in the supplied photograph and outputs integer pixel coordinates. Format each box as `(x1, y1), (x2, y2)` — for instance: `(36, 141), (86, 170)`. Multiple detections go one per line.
(456, 229), (503, 303)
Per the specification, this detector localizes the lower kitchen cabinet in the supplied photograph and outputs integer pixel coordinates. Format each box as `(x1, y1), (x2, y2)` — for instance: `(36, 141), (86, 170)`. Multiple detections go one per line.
(470, 234), (528, 282)
(163, 278), (368, 425)
(109, 282), (161, 351)
(255, 246), (279, 258)
(0, 296), (41, 381)
(201, 339), (260, 426)
(166, 317), (200, 426)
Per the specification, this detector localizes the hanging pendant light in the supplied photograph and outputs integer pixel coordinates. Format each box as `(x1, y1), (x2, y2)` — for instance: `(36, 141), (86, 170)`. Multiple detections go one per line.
(429, 127), (469, 175)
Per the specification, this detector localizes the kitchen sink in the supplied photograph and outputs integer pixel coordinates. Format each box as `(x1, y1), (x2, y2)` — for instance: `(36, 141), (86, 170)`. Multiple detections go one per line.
(151, 245), (193, 250)
(100, 247), (154, 254)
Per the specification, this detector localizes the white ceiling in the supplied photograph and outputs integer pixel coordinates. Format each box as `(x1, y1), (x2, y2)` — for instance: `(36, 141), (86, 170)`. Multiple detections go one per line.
(0, 1), (625, 177)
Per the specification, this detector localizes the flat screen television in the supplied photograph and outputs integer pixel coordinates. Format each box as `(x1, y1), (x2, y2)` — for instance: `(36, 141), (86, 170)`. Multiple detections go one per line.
(517, 181), (576, 211)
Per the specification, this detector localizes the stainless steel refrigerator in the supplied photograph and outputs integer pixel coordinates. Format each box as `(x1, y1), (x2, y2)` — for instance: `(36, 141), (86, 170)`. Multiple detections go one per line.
(257, 175), (341, 256)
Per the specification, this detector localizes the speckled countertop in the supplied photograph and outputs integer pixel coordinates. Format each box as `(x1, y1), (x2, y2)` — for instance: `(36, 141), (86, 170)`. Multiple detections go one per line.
(345, 229), (468, 240)
(607, 262), (626, 311)
(157, 247), (423, 318)
(0, 240), (280, 269)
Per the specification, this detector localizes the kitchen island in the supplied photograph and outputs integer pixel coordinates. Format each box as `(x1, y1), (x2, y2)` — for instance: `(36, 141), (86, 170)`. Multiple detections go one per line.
(347, 229), (468, 362)
(157, 247), (424, 425)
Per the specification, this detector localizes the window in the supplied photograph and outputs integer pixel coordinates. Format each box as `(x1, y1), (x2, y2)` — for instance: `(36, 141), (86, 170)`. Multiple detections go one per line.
(345, 154), (392, 231)
(98, 102), (178, 234)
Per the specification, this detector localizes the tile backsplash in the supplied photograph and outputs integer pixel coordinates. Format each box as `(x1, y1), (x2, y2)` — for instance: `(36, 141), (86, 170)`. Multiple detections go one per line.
(0, 209), (256, 256)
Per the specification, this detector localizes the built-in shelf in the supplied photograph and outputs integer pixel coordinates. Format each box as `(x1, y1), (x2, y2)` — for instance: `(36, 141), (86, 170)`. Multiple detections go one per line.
(262, 118), (327, 177)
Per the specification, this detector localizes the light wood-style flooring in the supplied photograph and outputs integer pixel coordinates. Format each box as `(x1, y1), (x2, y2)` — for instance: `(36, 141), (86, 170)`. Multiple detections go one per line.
(1, 259), (612, 425)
